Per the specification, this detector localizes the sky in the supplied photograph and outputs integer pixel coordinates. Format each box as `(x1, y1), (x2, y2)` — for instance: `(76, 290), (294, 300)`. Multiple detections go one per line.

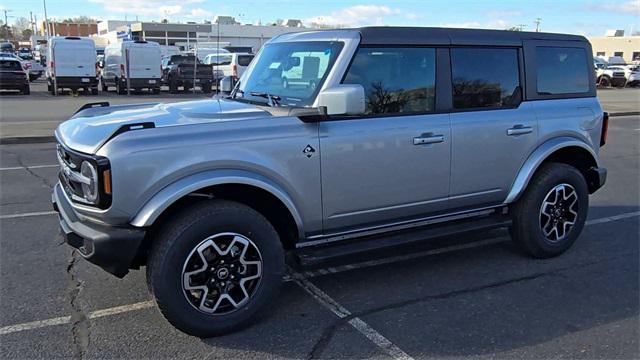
(1, 0), (639, 37)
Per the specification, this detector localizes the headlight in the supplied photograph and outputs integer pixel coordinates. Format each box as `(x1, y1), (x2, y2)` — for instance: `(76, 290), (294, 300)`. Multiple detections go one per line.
(80, 161), (99, 203)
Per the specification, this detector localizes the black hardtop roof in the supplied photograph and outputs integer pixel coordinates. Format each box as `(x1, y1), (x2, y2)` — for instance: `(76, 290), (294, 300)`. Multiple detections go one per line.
(356, 26), (587, 46)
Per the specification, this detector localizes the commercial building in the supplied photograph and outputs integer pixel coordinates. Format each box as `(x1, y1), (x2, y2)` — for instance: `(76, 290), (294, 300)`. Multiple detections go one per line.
(589, 30), (640, 63)
(39, 21), (98, 37)
(97, 20), (135, 35)
(97, 20), (308, 52)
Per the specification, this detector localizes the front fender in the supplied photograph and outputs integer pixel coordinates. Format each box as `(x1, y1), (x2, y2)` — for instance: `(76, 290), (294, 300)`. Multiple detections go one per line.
(129, 169), (305, 239)
(504, 137), (599, 204)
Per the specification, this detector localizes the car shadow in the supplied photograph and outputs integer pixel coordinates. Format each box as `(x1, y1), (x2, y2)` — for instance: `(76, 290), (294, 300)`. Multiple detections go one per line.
(197, 205), (638, 358)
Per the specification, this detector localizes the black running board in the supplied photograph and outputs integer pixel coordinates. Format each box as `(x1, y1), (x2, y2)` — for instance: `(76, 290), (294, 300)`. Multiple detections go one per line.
(295, 214), (512, 267)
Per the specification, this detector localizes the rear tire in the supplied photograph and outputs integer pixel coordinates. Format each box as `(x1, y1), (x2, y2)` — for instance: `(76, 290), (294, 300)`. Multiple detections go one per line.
(510, 162), (588, 258)
(116, 80), (126, 95)
(169, 80), (178, 94)
(147, 200), (284, 337)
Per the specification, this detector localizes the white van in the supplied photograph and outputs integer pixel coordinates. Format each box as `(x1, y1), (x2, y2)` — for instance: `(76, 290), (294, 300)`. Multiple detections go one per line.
(46, 36), (98, 95)
(203, 52), (254, 79)
(101, 41), (162, 94)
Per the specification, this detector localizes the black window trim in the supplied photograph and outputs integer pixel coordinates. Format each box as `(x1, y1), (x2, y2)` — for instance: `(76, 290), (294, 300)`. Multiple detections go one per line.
(329, 44), (443, 121)
(523, 40), (596, 101)
(448, 45), (525, 113)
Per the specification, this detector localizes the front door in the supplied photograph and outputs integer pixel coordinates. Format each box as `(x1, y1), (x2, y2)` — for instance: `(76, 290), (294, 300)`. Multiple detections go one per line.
(319, 46), (451, 233)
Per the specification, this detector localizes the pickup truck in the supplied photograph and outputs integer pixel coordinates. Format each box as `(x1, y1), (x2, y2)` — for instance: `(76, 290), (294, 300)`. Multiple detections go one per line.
(161, 54), (222, 93)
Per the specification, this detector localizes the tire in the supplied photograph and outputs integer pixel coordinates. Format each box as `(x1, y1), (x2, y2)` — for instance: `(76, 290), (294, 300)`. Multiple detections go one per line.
(101, 78), (108, 92)
(116, 80), (126, 95)
(147, 200), (284, 337)
(152, 87), (160, 95)
(22, 85), (30, 95)
(91, 87), (99, 95)
(169, 80), (178, 94)
(510, 162), (589, 258)
(598, 75), (611, 87)
(202, 82), (212, 93)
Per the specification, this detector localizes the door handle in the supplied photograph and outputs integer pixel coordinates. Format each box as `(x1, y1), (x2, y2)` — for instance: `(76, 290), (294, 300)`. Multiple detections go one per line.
(506, 125), (533, 136)
(413, 134), (444, 145)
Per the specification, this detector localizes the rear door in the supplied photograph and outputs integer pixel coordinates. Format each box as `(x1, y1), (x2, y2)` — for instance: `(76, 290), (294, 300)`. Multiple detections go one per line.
(448, 47), (538, 209)
(127, 43), (161, 79)
(320, 47), (451, 232)
(54, 41), (95, 77)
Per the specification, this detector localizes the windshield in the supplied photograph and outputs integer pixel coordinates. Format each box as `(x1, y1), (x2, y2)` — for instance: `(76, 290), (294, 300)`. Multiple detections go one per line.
(236, 41), (344, 107)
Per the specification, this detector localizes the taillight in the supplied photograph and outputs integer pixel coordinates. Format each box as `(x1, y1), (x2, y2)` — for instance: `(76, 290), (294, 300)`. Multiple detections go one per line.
(232, 64), (237, 78)
(600, 112), (609, 147)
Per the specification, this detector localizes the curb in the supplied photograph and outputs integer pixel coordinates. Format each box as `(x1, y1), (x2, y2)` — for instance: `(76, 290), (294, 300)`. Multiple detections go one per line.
(1, 112), (638, 146)
(609, 111), (640, 117)
(0, 136), (57, 145)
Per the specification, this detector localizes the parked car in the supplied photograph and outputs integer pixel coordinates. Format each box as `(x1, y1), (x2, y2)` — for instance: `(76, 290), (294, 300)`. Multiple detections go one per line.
(46, 36), (98, 95)
(202, 52), (254, 79)
(101, 41), (162, 94)
(53, 27), (608, 337)
(0, 55), (30, 94)
(161, 54), (220, 93)
(607, 65), (640, 87)
(595, 64), (626, 87)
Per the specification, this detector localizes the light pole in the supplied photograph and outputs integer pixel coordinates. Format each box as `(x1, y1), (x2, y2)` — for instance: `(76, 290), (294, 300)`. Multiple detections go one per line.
(43, 0), (50, 39)
(534, 18), (542, 32)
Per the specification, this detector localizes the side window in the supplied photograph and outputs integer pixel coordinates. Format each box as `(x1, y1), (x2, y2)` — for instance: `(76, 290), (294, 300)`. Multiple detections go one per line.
(238, 55), (254, 66)
(536, 47), (589, 95)
(451, 48), (520, 109)
(342, 47), (436, 115)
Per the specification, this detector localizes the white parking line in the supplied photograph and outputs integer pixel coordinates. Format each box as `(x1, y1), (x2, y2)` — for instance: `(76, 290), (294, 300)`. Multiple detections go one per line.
(0, 210), (638, 337)
(291, 273), (414, 360)
(0, 164), (58, 171)
(0, 301), (154, 335)
(0, 211), (58, 220)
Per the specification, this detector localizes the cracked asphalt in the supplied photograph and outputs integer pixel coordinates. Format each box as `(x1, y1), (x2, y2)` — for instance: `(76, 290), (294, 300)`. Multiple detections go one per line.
(0, 99), (638, 358)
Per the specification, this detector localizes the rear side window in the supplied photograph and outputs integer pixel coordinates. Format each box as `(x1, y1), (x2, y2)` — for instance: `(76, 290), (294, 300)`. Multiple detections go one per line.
(536, 47), (589, 95)
(342, 47), (436, 115)
(0, 60), (21, 70)
(451, 48), (521, 109)
(237, 55), (254, 67)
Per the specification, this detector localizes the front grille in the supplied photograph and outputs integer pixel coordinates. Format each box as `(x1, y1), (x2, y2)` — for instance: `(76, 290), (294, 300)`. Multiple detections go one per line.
(612, 72), (625, 77)
(57, 142), (88, 203)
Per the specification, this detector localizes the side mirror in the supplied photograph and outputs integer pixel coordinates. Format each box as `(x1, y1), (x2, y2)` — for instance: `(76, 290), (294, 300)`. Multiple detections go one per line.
(317, 84), (365, 115)
(219, 76), (236, 94)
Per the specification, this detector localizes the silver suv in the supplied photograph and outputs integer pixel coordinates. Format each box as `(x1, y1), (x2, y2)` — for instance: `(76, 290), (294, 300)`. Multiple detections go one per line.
(53, 27), (608, 337)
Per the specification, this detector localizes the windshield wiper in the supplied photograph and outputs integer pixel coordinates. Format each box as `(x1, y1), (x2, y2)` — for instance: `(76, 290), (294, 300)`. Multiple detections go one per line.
(249, 92), (281, 107)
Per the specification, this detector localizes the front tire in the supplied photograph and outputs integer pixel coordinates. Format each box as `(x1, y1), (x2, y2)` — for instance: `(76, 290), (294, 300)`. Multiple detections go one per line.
(147, 200), (285, 337)
(510, 162), (589, 258)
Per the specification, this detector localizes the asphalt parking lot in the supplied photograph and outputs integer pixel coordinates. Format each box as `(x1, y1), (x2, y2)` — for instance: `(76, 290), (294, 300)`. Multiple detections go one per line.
(0, 87), (638, 359)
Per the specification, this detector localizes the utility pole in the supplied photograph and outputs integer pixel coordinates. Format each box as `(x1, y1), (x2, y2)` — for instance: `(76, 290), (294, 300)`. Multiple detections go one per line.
(517, 24), (527, 32)
(43, 0), (50, 39)
(534, 18), (542, 32)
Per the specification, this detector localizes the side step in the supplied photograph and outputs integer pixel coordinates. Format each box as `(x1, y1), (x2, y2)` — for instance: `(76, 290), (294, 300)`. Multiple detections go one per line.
(294, 214), (512, 267)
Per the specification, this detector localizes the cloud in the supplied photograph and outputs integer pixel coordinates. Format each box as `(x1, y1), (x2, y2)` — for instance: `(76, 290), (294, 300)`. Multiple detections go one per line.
(188, 8), (213, 18)
(88, 0), (206, 18)
(590, 0), (640, 14)
(441, 19), (511, 30)
(305, 5), (407, 27)
(485, 10), (523, 17)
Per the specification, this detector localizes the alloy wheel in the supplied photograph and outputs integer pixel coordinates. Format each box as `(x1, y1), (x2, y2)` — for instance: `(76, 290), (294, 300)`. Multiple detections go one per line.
(181, 233), (262, 315)
(539, 183), (579, 242)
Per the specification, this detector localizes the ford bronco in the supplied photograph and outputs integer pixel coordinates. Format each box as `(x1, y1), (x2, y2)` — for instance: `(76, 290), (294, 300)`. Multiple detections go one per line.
(53, 27), (608, 337)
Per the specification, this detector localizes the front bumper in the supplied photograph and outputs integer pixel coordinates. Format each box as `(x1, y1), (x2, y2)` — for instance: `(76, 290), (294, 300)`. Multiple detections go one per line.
(52, 183), (145, 277)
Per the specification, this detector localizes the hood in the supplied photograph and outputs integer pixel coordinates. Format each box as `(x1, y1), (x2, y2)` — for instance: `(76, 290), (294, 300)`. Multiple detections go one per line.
(56, 98), (271, 154)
